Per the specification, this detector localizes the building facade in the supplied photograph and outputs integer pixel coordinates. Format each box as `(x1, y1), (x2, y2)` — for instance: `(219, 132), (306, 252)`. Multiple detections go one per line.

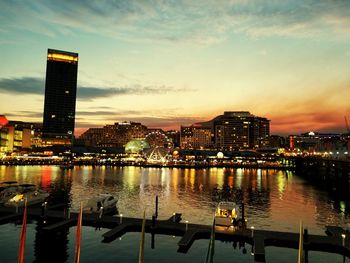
(165, 130), (180, 148)
(288, 132), (349, 152)
(80, 122), (148, 148)
(180, 125), (212, 149)
(42, 49), (78, 144)
(194, 111), (270, 150)
(0, 116), (39, 155)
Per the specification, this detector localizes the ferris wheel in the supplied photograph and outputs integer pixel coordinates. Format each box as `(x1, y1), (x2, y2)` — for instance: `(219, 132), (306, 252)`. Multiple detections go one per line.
(145, 131), (173, 152)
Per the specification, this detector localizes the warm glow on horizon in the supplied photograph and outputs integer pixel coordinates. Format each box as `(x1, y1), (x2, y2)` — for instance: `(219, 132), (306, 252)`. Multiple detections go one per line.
(1, 1), (350, 135)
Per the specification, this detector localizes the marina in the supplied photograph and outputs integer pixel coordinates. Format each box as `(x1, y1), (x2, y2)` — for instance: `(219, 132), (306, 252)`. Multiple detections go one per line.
(0, 165), (350, 262)
(0, 203), (349, 262)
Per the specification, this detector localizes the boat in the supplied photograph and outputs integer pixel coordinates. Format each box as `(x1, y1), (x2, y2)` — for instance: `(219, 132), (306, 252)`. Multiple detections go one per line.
(83, 194), (118, 214)
(4, 188), (49, 207)
(0, 181), (19, 204)
(214, 201), (240, 227)
(0, 181), (19, 191)
(0, 183), (37, 205)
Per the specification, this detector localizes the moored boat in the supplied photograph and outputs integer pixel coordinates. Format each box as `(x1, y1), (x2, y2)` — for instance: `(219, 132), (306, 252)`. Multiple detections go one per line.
(0, 183), (36, 204)
(4, 188), (49, 207)
(83, 194), (118, 215)
(214, 201), (240, 227)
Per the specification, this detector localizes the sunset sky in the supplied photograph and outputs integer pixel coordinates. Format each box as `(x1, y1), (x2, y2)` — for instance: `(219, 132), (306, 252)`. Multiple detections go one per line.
(1, 0), (350, 136)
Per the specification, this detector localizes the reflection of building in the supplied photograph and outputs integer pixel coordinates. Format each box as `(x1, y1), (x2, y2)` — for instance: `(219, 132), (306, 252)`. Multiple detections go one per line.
(42, 49), (78, 145)
(180, 125), (212, 149)
(187, 111), (269, 150)
(80, 122), (148, 148)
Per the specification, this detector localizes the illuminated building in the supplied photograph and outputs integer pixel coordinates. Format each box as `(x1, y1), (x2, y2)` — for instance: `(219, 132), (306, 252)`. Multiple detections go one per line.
(125, 139), (150, 154)
(165, 130), (180, 148)
(80, 122), (148, 148)
(193, 111), (270, 150)
(0, 116), (37, 154)
(288, 132), (348, 152)
(42, 49), (78, 145)
(180, 125), (212, 149)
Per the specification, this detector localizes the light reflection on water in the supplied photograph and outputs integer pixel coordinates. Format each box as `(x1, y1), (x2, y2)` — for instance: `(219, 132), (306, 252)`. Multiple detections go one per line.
(0, 165), (349, 262)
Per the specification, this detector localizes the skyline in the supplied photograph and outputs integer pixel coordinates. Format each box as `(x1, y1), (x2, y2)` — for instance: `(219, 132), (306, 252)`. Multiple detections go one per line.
(1, 1), (350, 136)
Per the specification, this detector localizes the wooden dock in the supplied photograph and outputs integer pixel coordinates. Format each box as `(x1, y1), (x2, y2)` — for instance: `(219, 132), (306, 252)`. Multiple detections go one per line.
(0, 205), (349, 262)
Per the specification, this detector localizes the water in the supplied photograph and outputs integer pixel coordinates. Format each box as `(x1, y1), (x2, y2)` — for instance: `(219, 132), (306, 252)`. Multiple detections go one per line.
(0, 165), (348, 262)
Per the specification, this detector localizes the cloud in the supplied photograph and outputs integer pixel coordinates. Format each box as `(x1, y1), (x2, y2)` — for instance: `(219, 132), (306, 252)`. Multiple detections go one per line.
(0, 77), (43, 95)
(0, 77), (187, 100)
(2, 0), (350, 45)
(4, 111), (42, 118)
(77, 110), (141, 116)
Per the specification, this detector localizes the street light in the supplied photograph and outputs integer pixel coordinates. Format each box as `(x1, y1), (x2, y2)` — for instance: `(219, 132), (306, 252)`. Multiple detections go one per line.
(119, 214), (123, 224)
(342, 234), (346, 246)
(251, 226), (255, 238)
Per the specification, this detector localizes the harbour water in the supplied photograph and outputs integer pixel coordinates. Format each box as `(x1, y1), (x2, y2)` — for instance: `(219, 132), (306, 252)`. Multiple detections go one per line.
(0, 165), (348, 262)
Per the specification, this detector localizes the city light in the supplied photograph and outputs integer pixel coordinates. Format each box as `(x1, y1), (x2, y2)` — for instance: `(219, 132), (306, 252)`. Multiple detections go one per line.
(47, 53), (78, 63)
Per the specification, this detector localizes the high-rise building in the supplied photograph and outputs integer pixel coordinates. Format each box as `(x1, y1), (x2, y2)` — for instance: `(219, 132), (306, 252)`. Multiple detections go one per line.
(180, 125), (212, 149)
(194, 111), (270, 150)
(42, 49), (78, 144)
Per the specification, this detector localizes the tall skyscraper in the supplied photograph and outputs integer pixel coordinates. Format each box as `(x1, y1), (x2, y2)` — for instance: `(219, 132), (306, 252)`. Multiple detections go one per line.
(42, 49), (78, 144)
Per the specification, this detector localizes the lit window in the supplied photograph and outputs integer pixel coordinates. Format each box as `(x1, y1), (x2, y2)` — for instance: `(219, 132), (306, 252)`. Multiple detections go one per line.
(51, 115), (56, 118)
(65, 90), (69, 94)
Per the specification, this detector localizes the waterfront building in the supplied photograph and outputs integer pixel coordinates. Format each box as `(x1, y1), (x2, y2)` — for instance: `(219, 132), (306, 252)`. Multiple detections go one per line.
(80, 121), (148, 148)
(0, 116), (39, 154)
(180, 125), (212, 149)
(42, 49), (78, 145)
(269, 135), (287, 148)
(288, 132), (349, 152)
(165, 130), (180, 148)
(194, 111), (270, 150)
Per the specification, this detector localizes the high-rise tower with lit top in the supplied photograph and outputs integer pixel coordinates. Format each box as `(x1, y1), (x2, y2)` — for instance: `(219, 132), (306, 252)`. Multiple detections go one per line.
(42, 49), (78, 144)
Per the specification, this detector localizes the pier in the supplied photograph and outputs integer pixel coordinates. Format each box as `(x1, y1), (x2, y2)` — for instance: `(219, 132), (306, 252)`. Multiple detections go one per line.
(0, 205), (349, 262)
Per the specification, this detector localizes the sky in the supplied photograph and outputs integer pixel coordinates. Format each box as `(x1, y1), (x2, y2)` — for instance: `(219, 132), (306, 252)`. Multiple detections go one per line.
(1, 0), (350, 136)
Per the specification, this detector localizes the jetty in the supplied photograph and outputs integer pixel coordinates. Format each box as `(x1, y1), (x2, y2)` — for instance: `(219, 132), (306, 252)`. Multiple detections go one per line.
(0, 204), (349, 262)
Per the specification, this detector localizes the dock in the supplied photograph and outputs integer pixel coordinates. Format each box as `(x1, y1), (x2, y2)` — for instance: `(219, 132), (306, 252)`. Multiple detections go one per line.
(0, 205), (349, 262)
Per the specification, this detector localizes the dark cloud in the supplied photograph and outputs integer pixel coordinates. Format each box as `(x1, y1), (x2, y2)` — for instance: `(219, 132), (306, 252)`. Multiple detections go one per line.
(0, 77), (186, 100)
(0, 77), (43, 95)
